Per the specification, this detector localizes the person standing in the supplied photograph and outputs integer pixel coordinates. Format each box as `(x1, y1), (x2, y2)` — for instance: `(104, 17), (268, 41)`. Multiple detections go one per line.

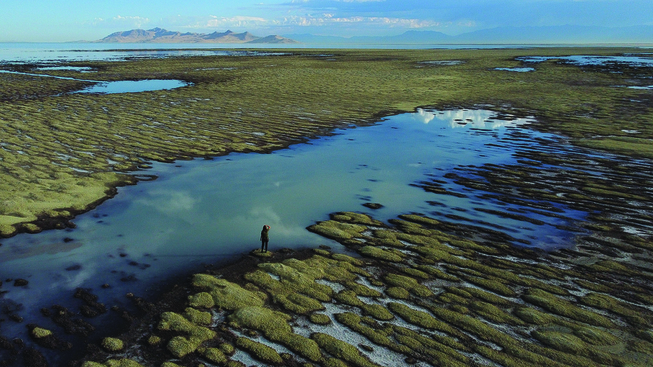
(260, 225), (271, 252)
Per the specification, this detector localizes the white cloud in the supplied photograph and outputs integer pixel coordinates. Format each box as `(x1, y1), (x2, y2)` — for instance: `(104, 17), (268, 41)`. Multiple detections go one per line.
(135, 189), (197, 216)
(186, 15), (269, 29)
(91, 15), (150, 28)
(272, 15), (440, 28)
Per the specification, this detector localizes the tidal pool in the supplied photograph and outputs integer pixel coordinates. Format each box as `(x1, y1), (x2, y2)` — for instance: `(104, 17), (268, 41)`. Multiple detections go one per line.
(0, 108), (590, 351)
(517, 54), (653, 67)
(0, 69), (189, 94)
(494, 67), (535, 72)
(74, 79), (189, 94)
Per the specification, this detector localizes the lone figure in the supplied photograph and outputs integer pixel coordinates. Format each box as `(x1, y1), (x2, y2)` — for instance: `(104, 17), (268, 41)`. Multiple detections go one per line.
(260, 225), (271, 252)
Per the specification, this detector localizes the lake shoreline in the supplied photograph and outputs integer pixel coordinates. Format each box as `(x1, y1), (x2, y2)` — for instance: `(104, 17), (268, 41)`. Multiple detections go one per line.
(71, 211), (653, 367)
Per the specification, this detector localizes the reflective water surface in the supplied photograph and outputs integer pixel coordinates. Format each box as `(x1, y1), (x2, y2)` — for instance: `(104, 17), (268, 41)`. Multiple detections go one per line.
(0, 69), (189, 94)
(517, 54), (653, 67)
(0, 109), (592, 349)
(75, 79), (189, 94)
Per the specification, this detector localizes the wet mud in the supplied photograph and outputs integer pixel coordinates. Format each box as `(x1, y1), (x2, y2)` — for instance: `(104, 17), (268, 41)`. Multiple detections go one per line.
(68, 210), (653, 367)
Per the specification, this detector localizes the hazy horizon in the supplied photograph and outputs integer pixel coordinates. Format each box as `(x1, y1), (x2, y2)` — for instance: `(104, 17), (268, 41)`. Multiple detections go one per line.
(2, 0), (653, 43)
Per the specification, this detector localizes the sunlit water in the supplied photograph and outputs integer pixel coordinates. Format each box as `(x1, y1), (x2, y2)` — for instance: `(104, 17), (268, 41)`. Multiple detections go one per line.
(518, 54), (653, 67)
(0, 69), (189, 94)
(0, 109), (591, 354)
(0, 43), (292, 64)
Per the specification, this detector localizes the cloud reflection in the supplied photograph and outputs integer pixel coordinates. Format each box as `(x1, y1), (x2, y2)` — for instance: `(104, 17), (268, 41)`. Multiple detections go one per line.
(412, 108), (436, 124)
(411, 108), (527, 130)
(135, 189), (197, 215)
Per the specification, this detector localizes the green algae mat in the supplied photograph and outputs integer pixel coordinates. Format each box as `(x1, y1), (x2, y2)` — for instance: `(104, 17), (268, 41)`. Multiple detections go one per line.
(78, 212), (653, 367)
(1, 48), (653, 236)
(2, 48), (653, 366)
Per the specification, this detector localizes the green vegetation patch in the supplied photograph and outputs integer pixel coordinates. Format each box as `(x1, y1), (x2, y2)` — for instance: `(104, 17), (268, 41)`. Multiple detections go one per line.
(228, 306), (322, 362)
(101, 337), (124, 352)
(580, 292), (651, 326)
(307, 220), (367, 241)
(3, 48), (653, 235)
(309, 313), (332, 325)
(358, 246), (404, 262)
(387, 302), (456, 335)
(312, 333), (380, 367)
(235, 337), (284, 365)
(384, 273), (433, 297)
(522, 288), (614, 328)
(191, 273), (264, 310)
(183, 307), (212, 326)
(201, 347), (228, 364)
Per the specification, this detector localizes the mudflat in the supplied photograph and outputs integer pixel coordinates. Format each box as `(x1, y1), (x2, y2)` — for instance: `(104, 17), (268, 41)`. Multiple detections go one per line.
(0, 48), (652, 367)
(1, 48), (652, 236)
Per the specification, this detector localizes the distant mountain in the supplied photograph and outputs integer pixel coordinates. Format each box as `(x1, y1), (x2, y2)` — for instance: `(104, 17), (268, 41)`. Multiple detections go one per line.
(97, 28), (298, 44)
(285, 25), (653, 45)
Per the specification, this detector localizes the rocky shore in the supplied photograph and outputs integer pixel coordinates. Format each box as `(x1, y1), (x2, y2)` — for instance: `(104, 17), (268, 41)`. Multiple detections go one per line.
(58, 211), (653, 367)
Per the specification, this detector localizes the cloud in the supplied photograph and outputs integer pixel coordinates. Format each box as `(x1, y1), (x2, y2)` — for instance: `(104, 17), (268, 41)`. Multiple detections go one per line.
(91, 15), (150, 28)
(272, 14), (440, 28)
(135, 189), (197, 216)
(205, 15), (268, 28)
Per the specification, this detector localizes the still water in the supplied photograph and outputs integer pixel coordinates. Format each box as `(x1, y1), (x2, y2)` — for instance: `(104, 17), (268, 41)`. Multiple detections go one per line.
(0, 109), (589, 348)
(0, 69), (189, 94)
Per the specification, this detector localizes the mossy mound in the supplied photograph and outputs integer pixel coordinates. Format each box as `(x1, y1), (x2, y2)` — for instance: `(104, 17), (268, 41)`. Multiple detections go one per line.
(101, 337), (124, 352)
(201, 347), (228, 364)
(31, 327), (53, 339)
(187, 292), (215, 309)
(358, 246), (404, 262)
(191, 274), (264, 310)
(235, 337), (284, 365)
(157, 311), (217, 358)
(183, 307), (212, 326)
(312, 333), (379, 367)
(523, 288), (614, 328)
(79, 209), (653, 367)
(251, 249), (273, 257)
(309, 313), (332, 325)
(82, 360), (145, 367)
(307, 220), (367, 241)
(532, 329), (587, 354)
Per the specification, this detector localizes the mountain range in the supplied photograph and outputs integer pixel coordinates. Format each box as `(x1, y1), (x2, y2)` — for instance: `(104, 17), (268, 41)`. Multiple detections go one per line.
(96, 28), (298, 44)
(287, 25), (653, 45)
(98, 25), (653, 45)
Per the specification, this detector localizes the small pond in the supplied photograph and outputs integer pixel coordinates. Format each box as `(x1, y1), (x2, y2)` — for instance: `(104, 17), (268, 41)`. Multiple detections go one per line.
(517, 54), (653, 67)
(75, 79), (189, 94)
(0, 69), (189, 94)
(494, 67), (535, 72)
(0, 108), (593, 346)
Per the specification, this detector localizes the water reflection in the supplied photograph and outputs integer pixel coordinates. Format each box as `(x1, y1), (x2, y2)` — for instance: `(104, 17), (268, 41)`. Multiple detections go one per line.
(0, 109), (588, 344)
(0, 69), (189, 94)
(494, 67), (535, 72)
(517, 55), (653, 67)
(75, 79), (189, 94)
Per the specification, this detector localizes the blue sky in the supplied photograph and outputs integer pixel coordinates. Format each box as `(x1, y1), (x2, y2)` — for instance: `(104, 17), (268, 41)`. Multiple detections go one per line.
(2, 0), (652, 42)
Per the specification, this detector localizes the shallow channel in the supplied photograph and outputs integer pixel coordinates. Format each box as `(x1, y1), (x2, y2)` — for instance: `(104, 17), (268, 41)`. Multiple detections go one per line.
(0, 108), (590, 352)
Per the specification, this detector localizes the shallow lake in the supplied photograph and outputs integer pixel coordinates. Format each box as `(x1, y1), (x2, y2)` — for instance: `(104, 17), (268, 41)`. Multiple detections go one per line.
(0, 69), (189, 94)
(0, 108), (593, 350)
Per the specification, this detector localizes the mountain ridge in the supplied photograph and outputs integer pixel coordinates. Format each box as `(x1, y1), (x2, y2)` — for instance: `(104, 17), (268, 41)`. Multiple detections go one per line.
(96, 28), (298, 44)
(286, 25), (653, 44)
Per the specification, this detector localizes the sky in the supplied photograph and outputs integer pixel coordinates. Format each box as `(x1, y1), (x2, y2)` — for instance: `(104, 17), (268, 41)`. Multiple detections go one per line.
(1, 0), (652, 42)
